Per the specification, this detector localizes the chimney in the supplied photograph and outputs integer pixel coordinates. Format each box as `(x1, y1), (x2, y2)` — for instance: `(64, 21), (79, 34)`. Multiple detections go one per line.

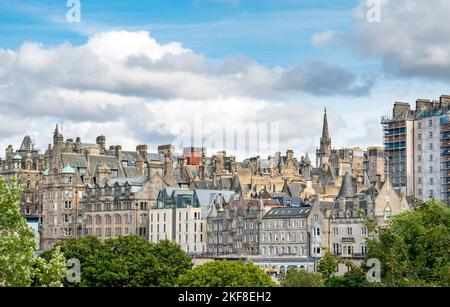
(115, 145), (122, 158)
(75, 137), (81, 153)
(96, 135), (106, 150)
(6, 145), (13, 160)
(287, 150), (294, 160)
(393, 102), (411, 119)
(136, 158), (145, 176)
(136, 144), (148, 159)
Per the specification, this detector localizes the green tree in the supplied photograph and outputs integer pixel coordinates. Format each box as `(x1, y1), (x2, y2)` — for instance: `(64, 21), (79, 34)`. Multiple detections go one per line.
(0, 177), (67, 287)
(279, 269), (324, 287)
(44, 237), (192, 287)
(317, 250), (339, 285)
(176, 260), (276, 287)
(327, 263), (371, 287)
(365, 199), (450, 287)
(0, 177), (35, 286)
(31, 246), (68, 287)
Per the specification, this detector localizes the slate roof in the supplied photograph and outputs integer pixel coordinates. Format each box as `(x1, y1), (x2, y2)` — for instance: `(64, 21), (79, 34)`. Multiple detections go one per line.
(263, 207), (311, 219)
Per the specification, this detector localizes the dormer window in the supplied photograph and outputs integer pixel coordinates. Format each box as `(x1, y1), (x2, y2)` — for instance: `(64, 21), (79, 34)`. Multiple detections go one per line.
(384, 207), (392, 220)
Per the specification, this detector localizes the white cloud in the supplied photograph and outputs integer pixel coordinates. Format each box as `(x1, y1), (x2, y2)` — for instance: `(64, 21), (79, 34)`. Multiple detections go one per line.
(311, 30), (338, 47)
(348, 0), (450, 81)
(0, 30), (371, 159)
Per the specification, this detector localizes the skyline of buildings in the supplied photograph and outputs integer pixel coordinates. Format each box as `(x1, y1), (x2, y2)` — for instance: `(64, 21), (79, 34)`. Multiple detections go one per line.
(4, 94), (446, 275)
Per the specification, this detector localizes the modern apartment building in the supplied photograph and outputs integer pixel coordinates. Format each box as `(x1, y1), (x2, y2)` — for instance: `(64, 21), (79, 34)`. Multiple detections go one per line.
(382, 95), (450, 203)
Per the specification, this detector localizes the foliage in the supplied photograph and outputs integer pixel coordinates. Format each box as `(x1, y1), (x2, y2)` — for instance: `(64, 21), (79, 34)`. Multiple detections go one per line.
(279, 268), (324, 287)
(365, 199), (450, 287)
(327, 263), (371, 287)
(317, 250), (339, 285)
(0, 177), (66, 287)
(43, 237), (192, 287)
(31, 246), (68, 287)
(176, 260), (276, 287)
(0, 177), (35, 286)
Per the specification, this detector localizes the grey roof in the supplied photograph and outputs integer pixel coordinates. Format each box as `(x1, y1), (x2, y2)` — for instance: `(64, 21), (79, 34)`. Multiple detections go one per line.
(337, 172), (355, 199)
(107, 176), (148, 186)
(263, 207), (311, 219)
(147, 153), (164, 161)
(285, 182), (305, 197)
(19, 135), (34, 152)
(194, 189), (235, 205)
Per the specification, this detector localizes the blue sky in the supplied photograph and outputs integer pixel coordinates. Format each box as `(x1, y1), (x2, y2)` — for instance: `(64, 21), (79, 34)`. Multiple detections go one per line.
(0, 0), (449, 159)
(0, 0), (358, 67)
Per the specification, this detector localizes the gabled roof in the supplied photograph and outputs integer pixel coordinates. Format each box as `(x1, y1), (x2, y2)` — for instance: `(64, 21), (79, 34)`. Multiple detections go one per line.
(62, 164), (75, 174)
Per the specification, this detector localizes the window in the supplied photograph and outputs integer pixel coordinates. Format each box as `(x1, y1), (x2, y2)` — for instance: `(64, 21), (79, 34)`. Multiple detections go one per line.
(429, 143), (433, 150)
(418, 188), (423, 195)
(347, 227), (353, 235)
(430, 178), (434, 185)
(429, 131), (433, 138)
(430, 166), (433, 173)
(361, 227), (368, 236)
(64, 201), (72, 209)
(64, 214), (72, 223)
(384, 208), (392, 220)
(418, 155), (422, 162)
(333, 227), (339, 235)
(418, 166), (422, 173)
(429, 155), (433, 162)
(418, 144), (422, 151)
(429, 119), (433, 127)
(430, 189), (434, 197)
(418, 177), (422, 184)
(361, 244), (367, 255)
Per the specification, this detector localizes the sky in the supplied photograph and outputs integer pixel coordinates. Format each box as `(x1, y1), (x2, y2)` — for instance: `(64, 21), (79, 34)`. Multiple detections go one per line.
(1, 0), (450, 161)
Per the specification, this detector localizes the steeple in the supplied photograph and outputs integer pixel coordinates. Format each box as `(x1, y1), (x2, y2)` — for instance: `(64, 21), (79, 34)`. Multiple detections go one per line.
(316, 107), (332, 166)
(322, 107), (330, 140)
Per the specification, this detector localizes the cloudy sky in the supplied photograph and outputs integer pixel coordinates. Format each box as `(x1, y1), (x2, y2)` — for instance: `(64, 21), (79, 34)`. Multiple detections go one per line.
(1, 0), (449, 161)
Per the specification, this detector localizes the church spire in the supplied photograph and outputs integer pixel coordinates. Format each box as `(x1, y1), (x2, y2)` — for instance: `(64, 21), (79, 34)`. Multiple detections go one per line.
(322, 107), (330, 140)
(316, 107), (332, 166)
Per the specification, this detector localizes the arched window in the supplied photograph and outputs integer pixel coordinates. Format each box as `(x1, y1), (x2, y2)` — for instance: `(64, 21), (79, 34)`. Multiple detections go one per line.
(105, 214), (112, 225)
(95, 215), (102, 225)
(86, 215), (92, 225)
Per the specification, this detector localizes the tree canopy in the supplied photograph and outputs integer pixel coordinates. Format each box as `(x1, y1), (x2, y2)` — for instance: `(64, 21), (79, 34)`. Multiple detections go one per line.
(42, 236), (192, 287)
(0, 177), (66, 287)
(176, 260), (276, 287)
(279, 269), (324, 287)
(365, 199), (450, 287)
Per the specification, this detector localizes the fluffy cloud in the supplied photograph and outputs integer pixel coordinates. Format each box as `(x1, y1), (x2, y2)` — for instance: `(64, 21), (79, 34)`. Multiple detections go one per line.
(0, 30), (364, 159)
(349, 0), (450, 81)
(311, 31), (339, 47)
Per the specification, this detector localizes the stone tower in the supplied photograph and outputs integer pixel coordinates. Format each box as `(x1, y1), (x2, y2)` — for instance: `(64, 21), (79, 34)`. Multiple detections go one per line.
(316, 108), (332, 167)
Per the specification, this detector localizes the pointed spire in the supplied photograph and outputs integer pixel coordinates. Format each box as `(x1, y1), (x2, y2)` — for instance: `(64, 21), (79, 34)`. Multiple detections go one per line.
(322, 107), (330, 140)
(337, 171), (355, 199)
(304, 153), (311, 164)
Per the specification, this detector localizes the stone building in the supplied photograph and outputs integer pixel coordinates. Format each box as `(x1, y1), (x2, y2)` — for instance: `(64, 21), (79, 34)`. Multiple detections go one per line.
(81, 172), (166, 241)
(151, 187), (207, 254)
(259, 206), (311, 259)
(39, 125), (173, 250)
(0, 135), (45, 248)
(308, 172), (410, 267)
